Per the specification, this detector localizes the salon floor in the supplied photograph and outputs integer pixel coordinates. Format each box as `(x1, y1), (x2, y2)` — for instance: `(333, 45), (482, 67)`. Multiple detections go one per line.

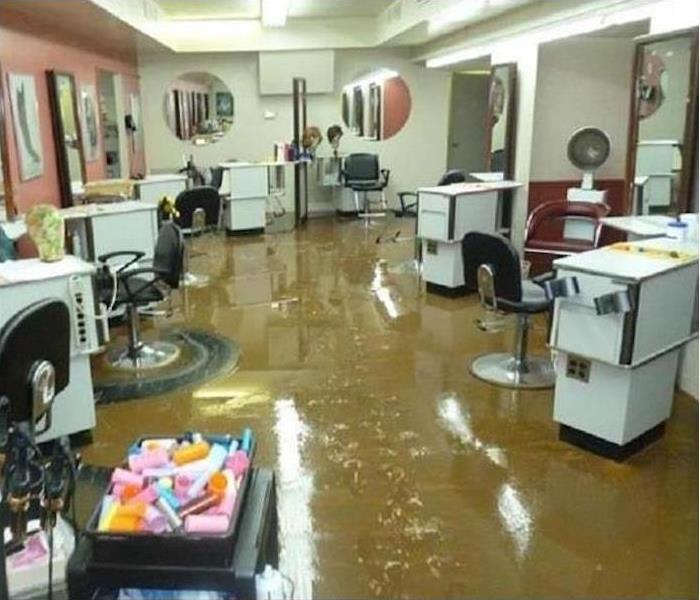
(83, 216), (698, 599)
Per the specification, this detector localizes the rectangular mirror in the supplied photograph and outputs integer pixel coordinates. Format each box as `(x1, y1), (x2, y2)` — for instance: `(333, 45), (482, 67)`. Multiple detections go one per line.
(485, 62), (517, 230)
(486, 62), (517, 179)
(46, 70), (85, 207)
(625, 29), (698, 216)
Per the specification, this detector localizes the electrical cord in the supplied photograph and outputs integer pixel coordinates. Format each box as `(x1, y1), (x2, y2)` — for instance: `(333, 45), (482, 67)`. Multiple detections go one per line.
(71, 268), (119, 320)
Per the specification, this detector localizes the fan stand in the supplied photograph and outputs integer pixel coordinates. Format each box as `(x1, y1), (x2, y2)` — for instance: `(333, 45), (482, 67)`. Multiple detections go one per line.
(565, 170), (608, 241)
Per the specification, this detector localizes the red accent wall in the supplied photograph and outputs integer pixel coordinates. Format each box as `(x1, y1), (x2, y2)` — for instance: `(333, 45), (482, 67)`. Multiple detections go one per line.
(382, 76), (411, 140)
(0, 24), (144, 214)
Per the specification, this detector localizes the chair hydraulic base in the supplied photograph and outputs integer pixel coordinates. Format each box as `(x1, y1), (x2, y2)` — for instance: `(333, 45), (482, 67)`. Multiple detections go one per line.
(470, 313), (554, 389)
(471, 352), (554, 389)
(107, 341), (180, 371)
(106, 305), (180, 370)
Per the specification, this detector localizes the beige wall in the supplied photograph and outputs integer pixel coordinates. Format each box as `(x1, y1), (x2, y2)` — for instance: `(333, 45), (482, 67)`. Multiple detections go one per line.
(138, 47), (450, 209)
(530, 35), (636, 181)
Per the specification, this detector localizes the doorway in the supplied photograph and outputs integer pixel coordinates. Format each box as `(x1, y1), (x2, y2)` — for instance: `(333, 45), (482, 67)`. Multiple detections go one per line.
(97, 70), (128, 179)
(446, 72), (490, 174)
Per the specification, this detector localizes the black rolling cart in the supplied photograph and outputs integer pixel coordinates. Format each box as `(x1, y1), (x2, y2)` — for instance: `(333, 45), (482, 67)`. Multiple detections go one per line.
(66, 468), (278, 599)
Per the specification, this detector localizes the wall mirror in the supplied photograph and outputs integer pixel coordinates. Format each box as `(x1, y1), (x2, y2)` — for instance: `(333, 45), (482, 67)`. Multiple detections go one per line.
(626, 29), (698, 215)
(46, 71), (86, 207)
(485, 62), (517, 179)
(0, 62), (15, 221)
(341, 68), (411, 141)
(164, 71), (233, 146)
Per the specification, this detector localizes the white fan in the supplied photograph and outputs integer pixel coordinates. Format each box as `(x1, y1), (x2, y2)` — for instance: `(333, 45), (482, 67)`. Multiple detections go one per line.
(566, 126), (611, 203)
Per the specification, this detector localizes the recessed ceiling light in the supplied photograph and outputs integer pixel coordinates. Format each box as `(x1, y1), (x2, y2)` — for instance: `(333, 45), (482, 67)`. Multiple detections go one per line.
(262, 0), (290, 27)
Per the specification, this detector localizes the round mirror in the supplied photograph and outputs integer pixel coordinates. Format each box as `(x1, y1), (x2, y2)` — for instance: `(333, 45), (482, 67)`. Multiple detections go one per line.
(164, 72), (233, 146)
(341, 68), (411, 141)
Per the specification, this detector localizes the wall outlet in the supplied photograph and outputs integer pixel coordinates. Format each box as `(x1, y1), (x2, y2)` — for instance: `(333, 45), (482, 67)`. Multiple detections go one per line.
(264, 110), (277, 120)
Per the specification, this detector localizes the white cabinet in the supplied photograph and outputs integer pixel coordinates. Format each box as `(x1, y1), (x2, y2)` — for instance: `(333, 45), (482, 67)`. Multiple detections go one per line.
(0, 257), (100, 442)
(220, 163), (270, 234)
(133, 174), (187, 204)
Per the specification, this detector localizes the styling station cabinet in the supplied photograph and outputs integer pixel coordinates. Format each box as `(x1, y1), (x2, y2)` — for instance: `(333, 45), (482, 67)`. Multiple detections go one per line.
(61, 201), (159, 265)
(0, 256), (102, 442)
(548, 237), (698, 459)
(417, 181), (522, 295)
(133, 174), (188, 204)
(220, 162), (270, 235)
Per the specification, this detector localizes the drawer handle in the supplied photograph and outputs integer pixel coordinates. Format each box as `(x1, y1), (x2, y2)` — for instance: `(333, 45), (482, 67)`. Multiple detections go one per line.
(594, 290), (633, 315)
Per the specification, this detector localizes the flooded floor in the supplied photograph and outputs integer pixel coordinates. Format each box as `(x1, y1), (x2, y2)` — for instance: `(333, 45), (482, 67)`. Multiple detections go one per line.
(83, 217), (699, 599)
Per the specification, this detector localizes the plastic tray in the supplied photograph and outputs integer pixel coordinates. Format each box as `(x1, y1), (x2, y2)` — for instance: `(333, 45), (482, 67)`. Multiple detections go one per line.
(84, 432), (256, 568)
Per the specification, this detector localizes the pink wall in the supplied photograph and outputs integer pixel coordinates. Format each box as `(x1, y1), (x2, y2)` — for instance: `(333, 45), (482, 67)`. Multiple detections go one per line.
(0, 24), (144, 214)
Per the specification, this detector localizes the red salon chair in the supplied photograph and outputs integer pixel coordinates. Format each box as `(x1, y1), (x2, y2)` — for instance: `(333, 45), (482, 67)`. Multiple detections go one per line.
(463, 232), (554, 389)
(524, 200), (611, 275)
(98, 222), (185, 370)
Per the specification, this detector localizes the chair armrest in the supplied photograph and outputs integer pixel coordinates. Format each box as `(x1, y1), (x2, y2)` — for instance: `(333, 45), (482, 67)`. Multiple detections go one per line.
(397, 191), (417, 199)
(98, 250), (146, 274)
(380, 169), (390, 186)
(119, 267), (169, 300)
(530, 271), (555, 287)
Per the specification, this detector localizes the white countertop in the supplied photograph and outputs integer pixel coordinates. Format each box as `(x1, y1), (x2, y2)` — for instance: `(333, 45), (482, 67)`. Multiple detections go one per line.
(135, 174), (188, 184)
(0, 255), (95, 286)
(554, 237), (698, 282)
(601, 215), (670, 237)
(418, 180), (521, 196)
(59, 200), (157, 220)
(220, 161), (296, 168)
(469, 172), (505, 183)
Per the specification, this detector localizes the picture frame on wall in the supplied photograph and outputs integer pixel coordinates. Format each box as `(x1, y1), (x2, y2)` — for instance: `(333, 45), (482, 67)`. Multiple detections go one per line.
(80, 84), (100, 162)
(129, 93), (142, 150)
(8, 72), (43, 181)
(216, 91), (234, 117)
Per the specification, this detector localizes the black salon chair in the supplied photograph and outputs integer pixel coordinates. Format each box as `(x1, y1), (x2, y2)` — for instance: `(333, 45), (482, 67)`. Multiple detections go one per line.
(462, 232), (554, 389)
(174, 186), (221, 287)
(98, 222), (185, 370)
(210, 167), (224, 192)
(396, 169), (466, 217)
(342, 153), (390, 222)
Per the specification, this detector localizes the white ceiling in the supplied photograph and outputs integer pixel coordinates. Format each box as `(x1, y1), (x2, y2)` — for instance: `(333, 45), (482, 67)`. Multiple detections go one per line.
(155, 0), (395, 20)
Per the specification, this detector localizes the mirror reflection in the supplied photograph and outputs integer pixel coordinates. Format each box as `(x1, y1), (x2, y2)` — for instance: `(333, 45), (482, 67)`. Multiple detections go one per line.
(631, 34), (696, 215)
(341, 68), (411, 141)
(47, 71), (85, 206)
(164, 71), (234, 146)
(486, 63), (516, 178)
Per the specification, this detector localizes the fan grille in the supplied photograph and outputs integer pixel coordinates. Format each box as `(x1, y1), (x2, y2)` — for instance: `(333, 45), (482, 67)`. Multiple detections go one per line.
(567, 127), (611, 171)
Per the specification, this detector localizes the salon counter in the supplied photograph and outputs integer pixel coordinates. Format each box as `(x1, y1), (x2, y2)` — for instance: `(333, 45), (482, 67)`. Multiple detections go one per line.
(133, 174), (188, 204)
(549, 237), (698, 458)
(417, 180), (522, 295)
(0, 255), (100, 441)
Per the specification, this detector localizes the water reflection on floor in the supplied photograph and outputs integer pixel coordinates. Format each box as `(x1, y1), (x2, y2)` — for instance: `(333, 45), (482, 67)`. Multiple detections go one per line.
(83, 217), (699, 599)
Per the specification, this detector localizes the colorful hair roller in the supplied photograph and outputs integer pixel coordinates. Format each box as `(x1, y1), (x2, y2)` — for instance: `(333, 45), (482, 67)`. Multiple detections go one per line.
(208, 472), (228, 498)
(228, 439), (239, 456)
(111, 468), (143, 487)
(206, 434), (233, 447)
(173, 441), (211, 466)
(108, 515), (142, 533)
(226, 450), (250, 478)
(128, 448), (169, 473)
(185, 445), (228, 500)
(179, 492), (220, 518)
(141, 467), (177, 479)
(144, 505), (168, 534)
(159, 487), (181, 510)
(158, 477), (174, 490)
(98, 496), (118, 531)
(174, 474), (192, 497)
(115, 502), (148, 519)
(127, 484), (159, 506)
(156, 497), (183, 530)
(240, 428), (252, 454)
(184, 514), (229, 534)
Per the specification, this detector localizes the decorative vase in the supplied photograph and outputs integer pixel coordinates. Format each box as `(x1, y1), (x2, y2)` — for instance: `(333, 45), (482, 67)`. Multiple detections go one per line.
(25, 204), (65, 262)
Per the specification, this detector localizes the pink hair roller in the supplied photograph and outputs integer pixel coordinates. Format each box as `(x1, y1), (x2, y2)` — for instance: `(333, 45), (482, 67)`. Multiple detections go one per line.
(111, 484), (125, 498)
(111, 468), (143, 487)
(213, 491), (236, 517)
(128, 448), (169, 473)
(184, 514), (229, 534)
(127, 484), (160, 506)
(141, 467), (177, 479)
(144, 505), (168, 533)
(225, 451), (250, 478)
(174, 474), (192, 497)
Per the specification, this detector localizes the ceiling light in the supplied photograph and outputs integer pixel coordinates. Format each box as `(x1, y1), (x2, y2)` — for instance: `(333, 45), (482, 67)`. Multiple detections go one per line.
(262, 0), (290, 27)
